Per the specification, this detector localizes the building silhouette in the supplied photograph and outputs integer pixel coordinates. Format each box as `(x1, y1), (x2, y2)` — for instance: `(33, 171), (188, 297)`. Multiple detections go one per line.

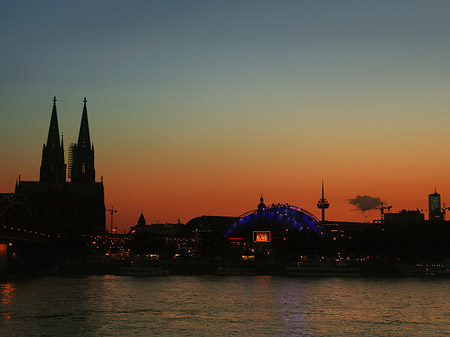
(70, 98), (96, 182)
(15, 97), (105, 235)
(39, 97), (66, 183)
(429, 189), (444, 221)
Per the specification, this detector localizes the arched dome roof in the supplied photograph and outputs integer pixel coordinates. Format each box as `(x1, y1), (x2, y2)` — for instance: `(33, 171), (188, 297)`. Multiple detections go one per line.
(225, 203), (322, 238)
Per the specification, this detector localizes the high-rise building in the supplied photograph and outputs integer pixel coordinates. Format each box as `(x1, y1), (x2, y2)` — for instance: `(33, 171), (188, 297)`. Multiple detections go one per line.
(429, 189), (444, 221)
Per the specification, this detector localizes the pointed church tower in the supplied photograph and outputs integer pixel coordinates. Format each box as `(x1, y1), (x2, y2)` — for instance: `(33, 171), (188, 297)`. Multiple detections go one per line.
(71, 97), (95, 182)
(137, 213), (147, 227)
(258, 194), (266, 212)
(40, 96), (66, 182)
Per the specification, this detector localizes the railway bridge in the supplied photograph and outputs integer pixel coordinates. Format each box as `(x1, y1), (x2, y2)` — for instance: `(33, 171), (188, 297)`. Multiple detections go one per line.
(0, 193), (52, 281)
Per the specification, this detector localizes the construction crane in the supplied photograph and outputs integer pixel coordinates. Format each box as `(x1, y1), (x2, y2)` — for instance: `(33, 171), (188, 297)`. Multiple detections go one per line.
(378, 202), (392, 219)
(106, 206), (118, 234)
(441, 204), (450, 221)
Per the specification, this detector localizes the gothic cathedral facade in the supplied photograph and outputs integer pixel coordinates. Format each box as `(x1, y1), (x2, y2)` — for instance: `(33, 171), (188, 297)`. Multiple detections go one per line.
(16, 97), (106, 235)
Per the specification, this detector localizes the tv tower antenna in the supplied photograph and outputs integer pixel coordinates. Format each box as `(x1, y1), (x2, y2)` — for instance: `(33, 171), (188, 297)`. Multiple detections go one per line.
(106, 206), (118, 234)
(317, 180), (330, 222)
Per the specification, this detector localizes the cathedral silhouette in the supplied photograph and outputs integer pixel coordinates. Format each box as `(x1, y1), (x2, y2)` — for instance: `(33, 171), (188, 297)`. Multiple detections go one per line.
(15, 97), (105, 235)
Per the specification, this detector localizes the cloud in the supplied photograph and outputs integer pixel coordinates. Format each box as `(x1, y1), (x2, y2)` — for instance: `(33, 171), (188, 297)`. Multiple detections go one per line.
(348, 195), (382, 212)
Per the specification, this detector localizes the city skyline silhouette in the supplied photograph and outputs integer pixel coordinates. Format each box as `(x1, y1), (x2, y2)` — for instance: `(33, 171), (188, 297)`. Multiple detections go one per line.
(3, 4), (450, 336)
(2, 2), (450, 233)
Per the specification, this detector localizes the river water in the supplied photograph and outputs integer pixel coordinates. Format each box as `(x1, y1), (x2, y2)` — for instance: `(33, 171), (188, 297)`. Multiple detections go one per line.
(1, 275), (450, 336)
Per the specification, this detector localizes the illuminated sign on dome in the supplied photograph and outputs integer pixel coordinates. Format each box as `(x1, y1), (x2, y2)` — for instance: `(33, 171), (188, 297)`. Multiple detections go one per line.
(253, 231), (271, 242)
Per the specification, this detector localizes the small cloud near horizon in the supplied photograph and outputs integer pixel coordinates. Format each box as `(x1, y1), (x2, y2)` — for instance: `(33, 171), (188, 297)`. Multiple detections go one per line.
(348, 195), (382, 212)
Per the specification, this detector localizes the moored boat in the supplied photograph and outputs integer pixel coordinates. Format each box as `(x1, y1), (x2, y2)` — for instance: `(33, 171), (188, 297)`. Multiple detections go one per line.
(284, 261), (360, 277)
(116, 265), (169, 276)
(214, 266), (257, 276)
(397, 261), (450, 276)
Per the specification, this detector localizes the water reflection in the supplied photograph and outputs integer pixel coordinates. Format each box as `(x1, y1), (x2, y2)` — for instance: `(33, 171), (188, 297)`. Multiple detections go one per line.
(1, 282), (16, 305)
(2, 276), (450, 336)
(276, 279), (308, 335)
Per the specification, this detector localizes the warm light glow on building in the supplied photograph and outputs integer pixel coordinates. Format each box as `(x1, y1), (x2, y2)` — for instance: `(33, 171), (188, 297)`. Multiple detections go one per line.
(253, 231), (271, 243)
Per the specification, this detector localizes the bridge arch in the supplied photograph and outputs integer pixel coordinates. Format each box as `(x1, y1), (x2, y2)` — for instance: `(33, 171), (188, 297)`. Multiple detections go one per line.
(0, 193), (39, 232)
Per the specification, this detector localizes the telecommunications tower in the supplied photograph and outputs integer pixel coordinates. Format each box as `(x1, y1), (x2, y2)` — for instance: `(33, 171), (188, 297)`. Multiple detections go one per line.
(317, 180), (330, 222)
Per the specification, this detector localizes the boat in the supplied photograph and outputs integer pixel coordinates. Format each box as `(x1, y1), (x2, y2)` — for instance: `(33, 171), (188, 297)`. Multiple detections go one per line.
(214, 266), (257, 276)
(284, 261), (360, 277)
(115, 265), (169, 276)
(397, 261), (450, 276)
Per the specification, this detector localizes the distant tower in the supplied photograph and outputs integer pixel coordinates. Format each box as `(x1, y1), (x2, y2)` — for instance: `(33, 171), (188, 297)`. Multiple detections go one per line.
(429, 188), (443, 221)
(40, 96), (66, 182)
(317, 180), (330, 222)
(257, 194), (266, 212)
(137, 213), (146, 227)
(71, 97), (95, 182)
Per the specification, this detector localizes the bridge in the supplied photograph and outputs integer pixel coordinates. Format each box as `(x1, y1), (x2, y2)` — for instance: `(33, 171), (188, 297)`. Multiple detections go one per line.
(0, 193), (113, 281)
(0, 193), (53, 281)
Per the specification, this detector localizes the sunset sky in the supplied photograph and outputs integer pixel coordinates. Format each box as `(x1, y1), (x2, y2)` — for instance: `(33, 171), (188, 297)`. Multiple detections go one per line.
(2, 1), (450, 232)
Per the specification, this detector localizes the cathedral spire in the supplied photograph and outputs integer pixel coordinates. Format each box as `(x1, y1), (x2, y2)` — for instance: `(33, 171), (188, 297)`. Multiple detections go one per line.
(40, 96), (66, 182)
(77, 97), (91, 148)
(71, 97), (95, 182)
(46, 96), (62, 149)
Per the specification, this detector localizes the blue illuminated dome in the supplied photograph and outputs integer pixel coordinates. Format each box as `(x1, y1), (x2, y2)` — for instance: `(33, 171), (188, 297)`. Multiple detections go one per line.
(225, 202), (321, 239)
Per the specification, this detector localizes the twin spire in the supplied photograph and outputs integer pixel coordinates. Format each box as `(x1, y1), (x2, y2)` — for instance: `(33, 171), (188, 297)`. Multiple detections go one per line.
(78, 97), (91, 149)
(39, 96), (66, 182)
(71, 96), (95, 182)
(40, 97), (95, 183)
(46, 96), (61, 150)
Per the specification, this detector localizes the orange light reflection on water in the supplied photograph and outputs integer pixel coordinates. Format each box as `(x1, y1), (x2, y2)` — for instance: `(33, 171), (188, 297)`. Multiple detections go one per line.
(1, 283), (16, 306)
